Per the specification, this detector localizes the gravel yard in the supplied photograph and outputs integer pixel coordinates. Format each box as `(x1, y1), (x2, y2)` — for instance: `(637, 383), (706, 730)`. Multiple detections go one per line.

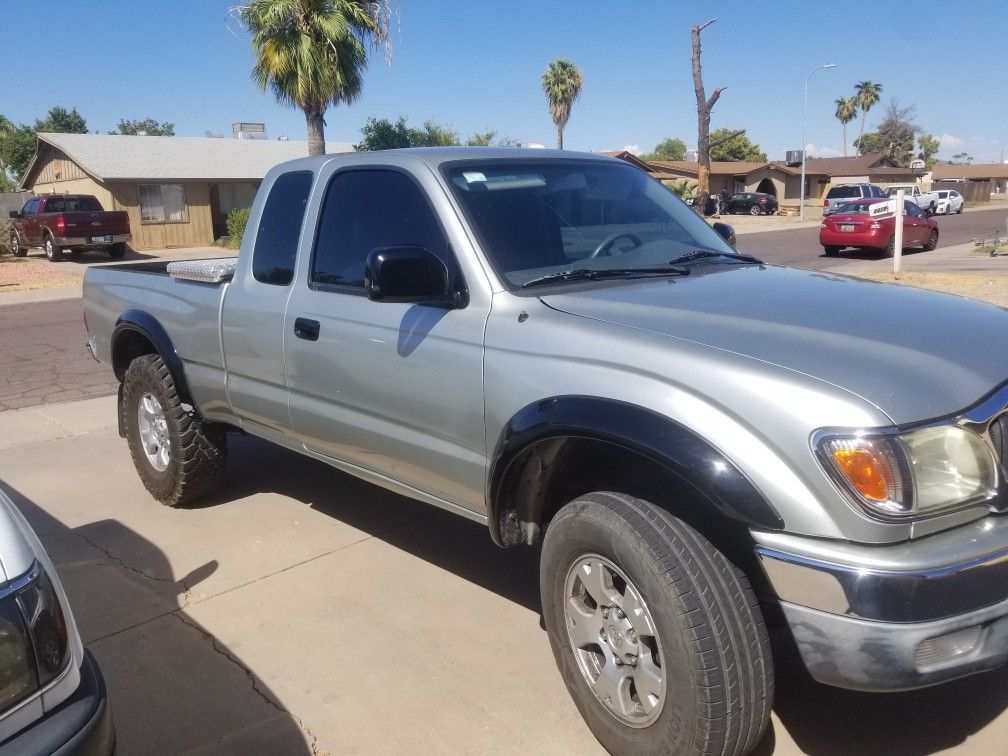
(0, 255), (84, 292)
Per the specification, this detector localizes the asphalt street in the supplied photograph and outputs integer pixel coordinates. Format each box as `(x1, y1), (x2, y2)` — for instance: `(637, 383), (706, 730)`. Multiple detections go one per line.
(736, 202), (1008, 269)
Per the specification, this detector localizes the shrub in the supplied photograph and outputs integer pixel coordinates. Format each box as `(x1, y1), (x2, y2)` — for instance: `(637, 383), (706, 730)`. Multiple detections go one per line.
(225, 207), (251, 250)
(0, 220), (10, 255)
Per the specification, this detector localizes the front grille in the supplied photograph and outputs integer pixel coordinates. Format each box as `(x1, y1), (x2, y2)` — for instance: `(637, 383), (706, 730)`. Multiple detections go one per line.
(992, 413), (1008, 479)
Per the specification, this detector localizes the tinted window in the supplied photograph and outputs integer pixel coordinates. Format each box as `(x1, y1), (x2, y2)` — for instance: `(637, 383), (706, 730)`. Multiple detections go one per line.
(905, 202), (924, 218)
(44, 196), (103, 213)
(312, 170), (449, 289)
(252, 171), (313, 286)
(826, 185), (859, 200)
(22, 198), (39, 215)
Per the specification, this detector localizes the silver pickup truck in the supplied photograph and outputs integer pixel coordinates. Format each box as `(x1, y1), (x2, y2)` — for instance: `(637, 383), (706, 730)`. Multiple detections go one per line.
(83, 148), (1008, 755)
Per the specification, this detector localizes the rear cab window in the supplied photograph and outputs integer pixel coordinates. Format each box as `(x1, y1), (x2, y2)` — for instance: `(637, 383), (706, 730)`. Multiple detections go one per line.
(252, 171), (313, 286)
(826, 186), (859, 200)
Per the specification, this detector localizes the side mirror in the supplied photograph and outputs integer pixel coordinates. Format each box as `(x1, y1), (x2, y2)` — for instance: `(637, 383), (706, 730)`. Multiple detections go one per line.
(711, 222), (737, 249)
(364, 246), (462, 306)
(8, 211), (20, 219)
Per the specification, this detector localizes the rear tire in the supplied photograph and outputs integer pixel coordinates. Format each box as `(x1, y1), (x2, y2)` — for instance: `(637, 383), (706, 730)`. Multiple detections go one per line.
(823, 245), (841, 257)
(541, 491), (773, 756)
(44, 234), (61, 262)
(924, 229), (939, 251)
(108, 242), (127, 260)
(749, 205), (761, 216)
(957, 204), (963, 214)
(884, 236), (896, 258)
(123, 354), (227, 506)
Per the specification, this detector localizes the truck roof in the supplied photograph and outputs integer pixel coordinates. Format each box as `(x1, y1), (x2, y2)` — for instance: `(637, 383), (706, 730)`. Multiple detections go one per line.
(271, 147), (614, 174)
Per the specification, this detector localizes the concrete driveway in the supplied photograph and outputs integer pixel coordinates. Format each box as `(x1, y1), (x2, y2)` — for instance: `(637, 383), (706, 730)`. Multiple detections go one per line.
(3, 398), (1008, 754)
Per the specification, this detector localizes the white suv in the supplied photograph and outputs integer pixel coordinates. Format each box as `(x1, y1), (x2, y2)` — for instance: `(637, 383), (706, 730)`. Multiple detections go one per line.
(0, 489), (113, 753)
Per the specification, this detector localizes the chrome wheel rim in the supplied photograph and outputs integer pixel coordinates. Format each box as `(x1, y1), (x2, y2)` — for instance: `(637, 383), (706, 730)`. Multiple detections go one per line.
(10, 234), (19, 255)
(137, 392), (171, 472)
(564, 554), (666, 728)
(45, 239), (54, 258)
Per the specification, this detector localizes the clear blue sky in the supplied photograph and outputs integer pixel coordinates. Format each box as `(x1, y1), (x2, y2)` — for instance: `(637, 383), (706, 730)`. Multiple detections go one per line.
(3, 1), (1006, 162)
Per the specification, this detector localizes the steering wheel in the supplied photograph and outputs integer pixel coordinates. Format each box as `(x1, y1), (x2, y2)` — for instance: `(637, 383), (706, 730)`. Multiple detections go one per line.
(589, 232), (643, 258)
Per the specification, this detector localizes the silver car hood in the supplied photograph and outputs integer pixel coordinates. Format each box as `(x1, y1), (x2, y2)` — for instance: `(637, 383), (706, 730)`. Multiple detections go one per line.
(540, 265), (1008, 425)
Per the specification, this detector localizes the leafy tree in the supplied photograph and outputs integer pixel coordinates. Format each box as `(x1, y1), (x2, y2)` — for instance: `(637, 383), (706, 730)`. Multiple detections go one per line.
(952, 152), (974, 164)
(854, 99), (918, 166)
(465, 130), (496, 147)
(111, 118), (175, 136)
(834, 97), (857, 157)
(854, 81), (883, 145)
(0, 106), (88, 182)
(541, 59), (583, 150)
(241, 0), (393, 156)
(414, 120), (458, 147)
(641, 137), (687, 162)
(0, 173), (14, 193)
(917, 134), (940, 169)
(354, 116), (460, 151)
(708, 128), (766, 162)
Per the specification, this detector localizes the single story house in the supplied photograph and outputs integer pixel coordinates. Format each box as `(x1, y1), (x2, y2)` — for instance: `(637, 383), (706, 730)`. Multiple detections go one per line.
(930, 163), (1008, 195)
(20, 133), (352, 249)
(609, 152), (919, 204)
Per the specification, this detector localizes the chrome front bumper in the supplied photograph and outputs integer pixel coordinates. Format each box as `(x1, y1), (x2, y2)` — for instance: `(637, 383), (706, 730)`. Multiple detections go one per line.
(755, 517), (1008, 690)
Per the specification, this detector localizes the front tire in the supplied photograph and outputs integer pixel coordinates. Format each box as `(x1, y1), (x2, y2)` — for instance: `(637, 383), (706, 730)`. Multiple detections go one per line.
(9, 232), (26, 257)
(44, 235), (61, 262)
(123, 354), (227, 506)
(541, 492), (772, 755)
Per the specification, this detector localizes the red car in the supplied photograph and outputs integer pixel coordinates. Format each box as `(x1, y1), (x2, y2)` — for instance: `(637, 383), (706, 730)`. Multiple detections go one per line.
(819, 197), (938, 257)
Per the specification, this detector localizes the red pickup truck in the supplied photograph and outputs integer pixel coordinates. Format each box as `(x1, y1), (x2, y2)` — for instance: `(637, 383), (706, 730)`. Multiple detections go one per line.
(8, 194), (131, 262)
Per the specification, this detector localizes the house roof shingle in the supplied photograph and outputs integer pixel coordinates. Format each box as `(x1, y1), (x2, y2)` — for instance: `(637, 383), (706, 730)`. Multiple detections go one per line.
(30, 132), (355, 183)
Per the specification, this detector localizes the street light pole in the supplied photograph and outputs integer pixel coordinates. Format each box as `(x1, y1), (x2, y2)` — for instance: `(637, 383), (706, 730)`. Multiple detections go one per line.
(799, 63), (836, 221)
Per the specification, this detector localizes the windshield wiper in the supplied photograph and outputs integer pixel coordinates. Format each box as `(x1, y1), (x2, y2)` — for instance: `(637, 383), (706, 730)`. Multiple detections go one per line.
(668, 249), (763, 265)
(518, 265), (690, 289)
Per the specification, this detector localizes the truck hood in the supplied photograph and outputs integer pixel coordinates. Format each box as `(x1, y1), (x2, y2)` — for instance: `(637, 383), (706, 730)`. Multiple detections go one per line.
(539, 265), (1008, 425)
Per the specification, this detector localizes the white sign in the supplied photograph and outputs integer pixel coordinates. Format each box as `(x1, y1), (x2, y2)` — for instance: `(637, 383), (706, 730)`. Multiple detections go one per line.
(870, 199), (898, 220)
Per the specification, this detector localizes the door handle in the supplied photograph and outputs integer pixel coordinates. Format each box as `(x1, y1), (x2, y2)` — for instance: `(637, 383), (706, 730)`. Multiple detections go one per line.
(294, 317), (320, 341)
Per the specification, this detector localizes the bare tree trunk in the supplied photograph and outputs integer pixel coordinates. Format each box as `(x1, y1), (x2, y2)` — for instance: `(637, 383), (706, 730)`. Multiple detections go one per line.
(842, 123), (848, 158)
(306, 106), (326, 156)
(691, 19), (724, 211)
(557, 124), (563, 150)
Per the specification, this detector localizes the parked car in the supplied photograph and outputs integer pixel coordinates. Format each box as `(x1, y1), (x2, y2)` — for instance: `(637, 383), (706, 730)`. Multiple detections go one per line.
(820, 197), (939, 256)
(0, 488), (113, 752)
(8, 194), (130, 262)
(725, 192), (778, 215)
(822, 183), (885, 215)
(935, 189), (965, 215)
(885, 184), (942, 214)
(82, 149), (1008, 755)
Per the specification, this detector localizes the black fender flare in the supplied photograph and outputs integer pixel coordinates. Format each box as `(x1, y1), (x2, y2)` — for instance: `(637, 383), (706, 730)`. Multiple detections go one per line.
(487, 396), (783, 546)
(111, 309), (193, 406)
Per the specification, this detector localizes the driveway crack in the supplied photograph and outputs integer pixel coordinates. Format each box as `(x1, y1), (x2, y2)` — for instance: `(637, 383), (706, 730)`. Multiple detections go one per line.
(77, 533), (194, 604)
(171, 613), (323, 754)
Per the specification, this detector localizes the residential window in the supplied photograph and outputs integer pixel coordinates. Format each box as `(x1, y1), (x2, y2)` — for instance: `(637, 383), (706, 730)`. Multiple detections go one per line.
(138, 184), (188, 223)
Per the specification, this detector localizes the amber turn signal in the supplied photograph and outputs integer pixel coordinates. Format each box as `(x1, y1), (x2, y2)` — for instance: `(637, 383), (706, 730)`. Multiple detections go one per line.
(830, 446), (894, 502)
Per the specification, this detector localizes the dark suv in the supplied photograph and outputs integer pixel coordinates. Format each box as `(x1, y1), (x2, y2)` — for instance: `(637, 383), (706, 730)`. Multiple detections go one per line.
(822, 183), (885, 216)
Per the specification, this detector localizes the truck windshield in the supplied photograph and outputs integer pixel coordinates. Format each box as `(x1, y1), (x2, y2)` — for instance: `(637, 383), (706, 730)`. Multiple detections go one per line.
(443, 160), (735, 288)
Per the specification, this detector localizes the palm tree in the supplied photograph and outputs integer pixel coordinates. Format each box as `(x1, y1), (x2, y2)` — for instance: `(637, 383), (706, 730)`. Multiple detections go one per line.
(854, 81), (883, 147)
(541, 59), (583, 150)
(240, 0), (392, 156)
(834, 97), (857, 157)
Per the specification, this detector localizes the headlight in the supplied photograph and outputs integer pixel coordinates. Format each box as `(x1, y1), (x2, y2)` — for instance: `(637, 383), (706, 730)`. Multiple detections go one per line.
(816, 425), (999, 520)
(0, 562), (69, 713)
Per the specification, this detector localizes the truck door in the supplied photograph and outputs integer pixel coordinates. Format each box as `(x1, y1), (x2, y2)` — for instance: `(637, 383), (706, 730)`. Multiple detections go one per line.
(20, 197), (41, 244)
(284, 165), (487, 512)
(220, 170), (314, 437)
